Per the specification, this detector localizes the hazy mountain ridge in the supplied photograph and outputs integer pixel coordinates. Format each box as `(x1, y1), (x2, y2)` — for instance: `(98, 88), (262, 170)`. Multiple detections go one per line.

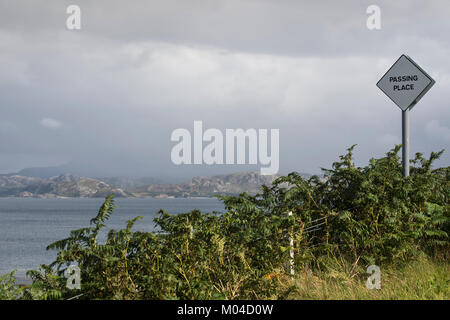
(129, 172), (312, 198)
(96, 176), (164, 190)
(0, 171), (312, 198)
(0, 174), (127, 198)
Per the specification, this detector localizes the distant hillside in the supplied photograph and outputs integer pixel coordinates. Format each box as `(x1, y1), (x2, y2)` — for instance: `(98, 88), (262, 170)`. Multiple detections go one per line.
(129, 172), (311, 198)
(96, 176), (164, 190)
(13, 166), (73, 178)
(0, 171), (312, 198)
(0, 174), (127, 198)
(2, 166), (171, 188)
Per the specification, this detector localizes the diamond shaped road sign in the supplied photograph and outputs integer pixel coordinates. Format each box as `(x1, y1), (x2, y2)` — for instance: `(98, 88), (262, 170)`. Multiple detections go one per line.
(377, 55), (435, 111)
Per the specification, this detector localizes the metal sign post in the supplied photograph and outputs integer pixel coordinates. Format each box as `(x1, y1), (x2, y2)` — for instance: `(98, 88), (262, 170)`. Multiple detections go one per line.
(402, 109), (409, 176)
(376, 55), (435, 177)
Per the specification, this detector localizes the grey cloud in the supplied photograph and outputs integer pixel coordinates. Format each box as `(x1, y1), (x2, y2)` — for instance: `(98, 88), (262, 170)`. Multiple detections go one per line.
(0, 0), (448, 177)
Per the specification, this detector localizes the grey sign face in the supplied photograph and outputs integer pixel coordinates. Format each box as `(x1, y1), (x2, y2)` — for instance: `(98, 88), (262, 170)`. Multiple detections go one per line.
(377, 55), (435, 111)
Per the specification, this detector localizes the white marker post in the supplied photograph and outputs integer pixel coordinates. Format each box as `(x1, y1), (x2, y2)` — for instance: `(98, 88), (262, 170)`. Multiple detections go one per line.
(376, 55), (435, 177)
(288, 211), (294, 276)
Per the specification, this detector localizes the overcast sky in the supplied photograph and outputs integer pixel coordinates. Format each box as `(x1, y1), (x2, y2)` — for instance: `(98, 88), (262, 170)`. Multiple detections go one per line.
(0, 0), (449, 179)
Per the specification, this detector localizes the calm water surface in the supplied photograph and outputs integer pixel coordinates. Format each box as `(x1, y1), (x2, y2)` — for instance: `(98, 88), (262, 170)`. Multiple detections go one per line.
(0, 197), (224, 283)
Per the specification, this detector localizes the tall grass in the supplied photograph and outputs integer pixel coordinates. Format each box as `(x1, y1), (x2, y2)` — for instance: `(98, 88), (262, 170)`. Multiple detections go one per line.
(284, 255), (449, 300)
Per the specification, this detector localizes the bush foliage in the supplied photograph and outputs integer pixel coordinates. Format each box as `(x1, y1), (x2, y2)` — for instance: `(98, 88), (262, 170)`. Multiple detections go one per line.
(3, 145), (449, 299)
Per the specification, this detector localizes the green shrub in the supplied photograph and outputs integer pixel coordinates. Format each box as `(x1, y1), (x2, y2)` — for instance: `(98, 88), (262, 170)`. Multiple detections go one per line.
(0, 271), (23, 300)
(20, 145), (449, 299)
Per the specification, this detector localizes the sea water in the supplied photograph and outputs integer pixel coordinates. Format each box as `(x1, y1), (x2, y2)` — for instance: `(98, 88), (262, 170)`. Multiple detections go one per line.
(0, 197), (224, 283)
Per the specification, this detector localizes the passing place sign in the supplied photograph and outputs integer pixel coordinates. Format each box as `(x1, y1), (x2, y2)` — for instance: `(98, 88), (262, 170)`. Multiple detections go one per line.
(377, 55), (435, 111)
